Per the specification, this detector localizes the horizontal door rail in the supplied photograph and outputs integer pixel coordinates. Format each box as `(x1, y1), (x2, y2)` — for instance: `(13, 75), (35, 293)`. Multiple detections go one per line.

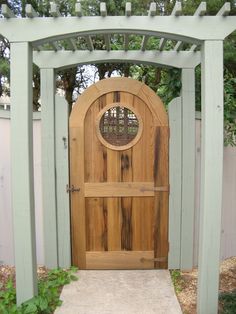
(84, 182), (169, 197)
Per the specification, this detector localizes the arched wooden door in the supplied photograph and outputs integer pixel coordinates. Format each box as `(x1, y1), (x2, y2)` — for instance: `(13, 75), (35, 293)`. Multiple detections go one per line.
(69, 77), (169, 270)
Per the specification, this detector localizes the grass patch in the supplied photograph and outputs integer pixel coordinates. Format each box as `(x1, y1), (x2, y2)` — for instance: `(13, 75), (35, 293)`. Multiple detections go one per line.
(219, 290), (236, 314)
(0, 267), (78, 314)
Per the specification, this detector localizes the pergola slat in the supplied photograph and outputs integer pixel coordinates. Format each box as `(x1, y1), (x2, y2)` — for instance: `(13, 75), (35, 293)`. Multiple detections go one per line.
(159, 2), (182, 51)
(67, 38), (77, 51)
(149, 2), (157, 17)
(190, 44), (198, 52)
(85, 36), (94, 51)
(141, 35), (150, 51)
(26, 4), (39, 18)
(217, 2), (231, 16)
(159, 38), (167, 51)
(100, 2), (107, 17)
(172, 1), (182, 17)
(194, 2), (207, 16)
(189, 2), (207, 52)
(124, 34), (129, 51)
(1, 4), (15, 18)
(75, 2), (82, 17)
(50, 2), (61, 18)
(174, 41), (184, 52)
(125, 2), (131, 17)
(141, 3), (156, 51)
(50, 41), (61, 52)
(104, 34), (111, 51)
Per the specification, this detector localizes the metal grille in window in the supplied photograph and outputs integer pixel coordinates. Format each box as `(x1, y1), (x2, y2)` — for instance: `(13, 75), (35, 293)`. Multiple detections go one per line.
(99, 106), (139, 146)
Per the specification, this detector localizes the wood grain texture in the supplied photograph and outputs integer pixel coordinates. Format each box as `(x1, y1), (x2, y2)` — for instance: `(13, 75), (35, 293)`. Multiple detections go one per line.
(69, 78), (169, 269)
(86, 251), (154, 269)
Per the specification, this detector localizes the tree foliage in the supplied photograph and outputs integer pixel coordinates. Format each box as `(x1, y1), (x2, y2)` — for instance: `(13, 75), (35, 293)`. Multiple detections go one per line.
(0, 0), (236, 144)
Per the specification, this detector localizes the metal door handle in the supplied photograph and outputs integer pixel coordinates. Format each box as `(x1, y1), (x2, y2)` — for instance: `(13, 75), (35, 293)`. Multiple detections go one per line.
(66, 184), (80, 193)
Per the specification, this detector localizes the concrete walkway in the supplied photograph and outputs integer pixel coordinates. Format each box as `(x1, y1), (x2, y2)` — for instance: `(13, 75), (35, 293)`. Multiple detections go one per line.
(55, 270), (182, 314)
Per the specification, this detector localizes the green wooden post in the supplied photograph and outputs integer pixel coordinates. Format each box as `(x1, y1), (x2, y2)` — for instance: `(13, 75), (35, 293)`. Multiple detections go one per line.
(10, 42), (38, 304)
(40, 68), (58, 268)
(197, 40), (224, 314)
(181, 68), (195, 270)
(55, 95), (71, 268)
(168, 97), (182, 269)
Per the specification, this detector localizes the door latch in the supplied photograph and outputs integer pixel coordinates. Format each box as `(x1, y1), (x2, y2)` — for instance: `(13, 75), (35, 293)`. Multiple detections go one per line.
(66, 184), (80, 193)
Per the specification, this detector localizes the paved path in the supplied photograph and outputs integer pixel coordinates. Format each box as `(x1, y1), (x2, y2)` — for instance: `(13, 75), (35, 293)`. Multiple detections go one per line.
(55, 270), (182, 314)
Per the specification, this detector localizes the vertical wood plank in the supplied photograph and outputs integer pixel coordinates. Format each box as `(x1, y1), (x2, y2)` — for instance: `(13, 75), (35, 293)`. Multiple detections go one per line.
(40, 68), (58, 268)
(70, 126), (86, 268)
(181, 68), (195, 270)
(168, 97), (182, 269)
(55, 95), (71, 268)
(10, 42), (38, 304)
(154, 126), (169, 269)
(197, 40), (224, 314)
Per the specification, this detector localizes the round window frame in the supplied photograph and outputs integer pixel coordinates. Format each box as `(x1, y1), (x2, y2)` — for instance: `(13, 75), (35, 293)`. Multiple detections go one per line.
(95, 102), (143, 151)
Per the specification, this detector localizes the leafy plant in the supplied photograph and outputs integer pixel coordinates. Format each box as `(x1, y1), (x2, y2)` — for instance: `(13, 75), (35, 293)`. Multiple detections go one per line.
(170, 270), (183, 293)
(219, 289), (236, 314)
(0, 267), (78, 314)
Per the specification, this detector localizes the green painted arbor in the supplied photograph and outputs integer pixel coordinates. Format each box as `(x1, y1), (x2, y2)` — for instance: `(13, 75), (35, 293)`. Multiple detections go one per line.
(0, 2), (236, 313)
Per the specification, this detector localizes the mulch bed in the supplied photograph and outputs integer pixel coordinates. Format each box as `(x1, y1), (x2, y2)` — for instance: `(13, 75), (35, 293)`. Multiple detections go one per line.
(176, 257), (236, 313)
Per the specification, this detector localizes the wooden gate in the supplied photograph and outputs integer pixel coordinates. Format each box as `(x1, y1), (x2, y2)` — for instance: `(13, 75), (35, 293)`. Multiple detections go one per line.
(69, 77), (169, 269)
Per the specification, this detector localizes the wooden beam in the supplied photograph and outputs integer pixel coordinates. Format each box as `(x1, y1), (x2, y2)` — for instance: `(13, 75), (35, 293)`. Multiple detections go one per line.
(25, 4), (38, 18)
(100, 2), (107, 17)
(217, 2), (231, 16)
(10, 42), (38, 304)
(41, 68), (58, 269)
(197, 40), (224, 314)
(75, 2), (82, 17)
(1, 16), (235, 43)
(181, 68), (195, 270)
(1, 4), (15, 18)
(104, 34), (111, 51)
(33, 50), (201, 70)
(125, 2), (131, 17)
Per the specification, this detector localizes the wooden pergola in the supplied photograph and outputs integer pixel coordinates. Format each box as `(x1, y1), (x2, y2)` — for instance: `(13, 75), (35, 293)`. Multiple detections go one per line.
(0, 2), (235, 313)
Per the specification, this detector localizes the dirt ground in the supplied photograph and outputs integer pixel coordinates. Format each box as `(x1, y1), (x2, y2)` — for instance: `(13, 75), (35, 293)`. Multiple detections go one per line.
(1, 257), (236, 313)
(175, 257), (236, 313)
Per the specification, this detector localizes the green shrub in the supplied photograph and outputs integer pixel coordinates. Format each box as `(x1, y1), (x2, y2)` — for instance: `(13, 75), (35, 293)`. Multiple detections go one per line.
(219, 290), (236, 314)
(170, 270), (183, 293)
(0, 267), (78, 314)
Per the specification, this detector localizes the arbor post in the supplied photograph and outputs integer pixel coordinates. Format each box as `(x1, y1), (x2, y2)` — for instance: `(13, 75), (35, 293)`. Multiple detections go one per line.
(181, 68), (195, 270)
(10, 42), (38, 304)
(40, 68), (58, 268)
(197, 40), (224, 314)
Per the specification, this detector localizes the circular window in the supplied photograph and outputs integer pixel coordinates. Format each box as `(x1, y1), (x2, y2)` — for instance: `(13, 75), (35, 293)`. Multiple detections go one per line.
(96, 103), (143, 151)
